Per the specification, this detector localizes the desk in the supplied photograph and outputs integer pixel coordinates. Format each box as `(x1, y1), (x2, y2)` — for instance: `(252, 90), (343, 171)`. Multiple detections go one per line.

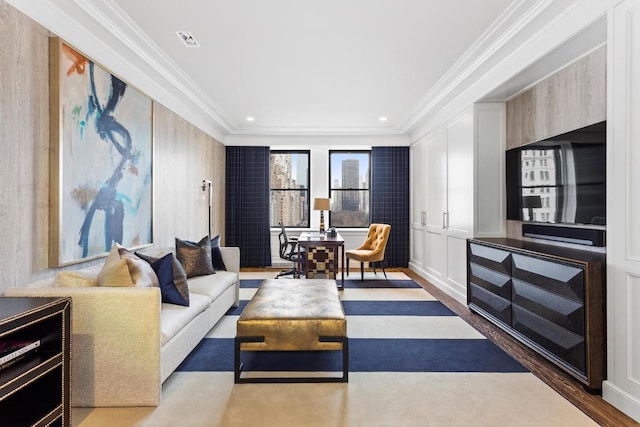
(297, 232), (344, 289)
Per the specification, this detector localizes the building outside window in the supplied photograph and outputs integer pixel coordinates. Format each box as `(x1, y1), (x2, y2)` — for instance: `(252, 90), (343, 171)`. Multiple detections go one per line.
(270, 151), (310, 227)
(521, 148), (558, 222)
(329, 150), (370, 228)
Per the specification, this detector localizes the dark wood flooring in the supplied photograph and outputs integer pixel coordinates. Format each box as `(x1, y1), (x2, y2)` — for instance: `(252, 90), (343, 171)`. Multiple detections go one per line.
(402, 269), (638, 427)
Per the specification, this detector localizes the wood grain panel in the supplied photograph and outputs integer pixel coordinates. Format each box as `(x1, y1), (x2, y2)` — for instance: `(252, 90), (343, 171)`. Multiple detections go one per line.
(506, 46), (607, 149)
(152, 102), (225, 249)
(0, 2), (50, 290)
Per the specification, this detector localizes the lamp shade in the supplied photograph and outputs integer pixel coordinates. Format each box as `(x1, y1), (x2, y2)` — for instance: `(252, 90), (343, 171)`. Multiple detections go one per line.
(522, 195), (542, 209)
(313, 198), (331, 211)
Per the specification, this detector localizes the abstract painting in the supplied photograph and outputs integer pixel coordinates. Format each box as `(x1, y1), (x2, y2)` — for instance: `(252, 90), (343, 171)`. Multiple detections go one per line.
(49, 38), (153, 266)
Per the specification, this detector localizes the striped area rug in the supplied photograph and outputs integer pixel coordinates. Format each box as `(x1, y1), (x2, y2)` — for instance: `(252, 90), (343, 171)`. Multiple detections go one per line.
(176, 276), (527, 374)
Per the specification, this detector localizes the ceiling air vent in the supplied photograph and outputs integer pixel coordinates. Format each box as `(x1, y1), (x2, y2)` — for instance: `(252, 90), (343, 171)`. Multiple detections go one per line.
(176, 31), (200, 47)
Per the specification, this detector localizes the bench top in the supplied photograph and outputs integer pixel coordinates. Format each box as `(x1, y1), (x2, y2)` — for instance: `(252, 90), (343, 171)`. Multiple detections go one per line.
(238, 279), (344, 321)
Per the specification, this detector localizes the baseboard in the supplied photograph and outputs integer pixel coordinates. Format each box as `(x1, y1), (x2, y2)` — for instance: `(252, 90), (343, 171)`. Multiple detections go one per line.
(602, 381), (640, 423)
(408, 263), (466, 305)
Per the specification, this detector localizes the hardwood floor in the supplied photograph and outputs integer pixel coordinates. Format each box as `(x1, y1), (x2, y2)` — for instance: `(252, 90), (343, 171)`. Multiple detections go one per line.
(402, 269), (638, 427)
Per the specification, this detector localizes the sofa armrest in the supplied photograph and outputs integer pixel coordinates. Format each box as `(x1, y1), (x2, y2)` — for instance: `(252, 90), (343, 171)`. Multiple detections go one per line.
(4, 286), (162, 407)
(220, 246), (239, 274)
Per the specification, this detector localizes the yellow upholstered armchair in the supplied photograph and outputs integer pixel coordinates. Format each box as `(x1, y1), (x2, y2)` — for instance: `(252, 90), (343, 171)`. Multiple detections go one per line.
(345, 223), (391, 280)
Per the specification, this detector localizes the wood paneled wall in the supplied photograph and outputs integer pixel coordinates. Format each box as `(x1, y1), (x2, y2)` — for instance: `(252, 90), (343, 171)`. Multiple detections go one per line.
(152, 103), (226, 249)
(0, 1), (225, 292)
(506, 46), (607, 149)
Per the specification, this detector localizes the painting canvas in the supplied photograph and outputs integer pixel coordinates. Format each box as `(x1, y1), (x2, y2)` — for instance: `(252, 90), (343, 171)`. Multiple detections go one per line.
(50, 38), (153, 266)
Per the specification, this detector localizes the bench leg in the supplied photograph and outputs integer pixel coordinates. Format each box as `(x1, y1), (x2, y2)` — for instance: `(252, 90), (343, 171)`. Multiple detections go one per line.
(235, 335), (348, 383)
(235, 336), (265, 383)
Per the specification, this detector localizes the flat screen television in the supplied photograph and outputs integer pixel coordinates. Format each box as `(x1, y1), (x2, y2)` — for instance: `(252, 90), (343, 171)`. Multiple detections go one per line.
(506, 121), (606, 226)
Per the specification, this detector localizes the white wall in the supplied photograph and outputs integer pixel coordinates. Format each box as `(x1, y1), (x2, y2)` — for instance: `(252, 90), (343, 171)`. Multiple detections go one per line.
(603, 0), (640, 421)
(226, 135), (410, 265)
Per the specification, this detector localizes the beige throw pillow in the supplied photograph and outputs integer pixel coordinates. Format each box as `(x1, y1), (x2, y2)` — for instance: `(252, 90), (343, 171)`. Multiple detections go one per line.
(54, 271), (98, 287)
(98, 244), (159, 287)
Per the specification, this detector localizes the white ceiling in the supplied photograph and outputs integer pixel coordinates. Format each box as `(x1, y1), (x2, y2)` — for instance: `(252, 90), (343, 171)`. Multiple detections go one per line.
(98, 0), (521, 135)
(7, 0), (611, 138)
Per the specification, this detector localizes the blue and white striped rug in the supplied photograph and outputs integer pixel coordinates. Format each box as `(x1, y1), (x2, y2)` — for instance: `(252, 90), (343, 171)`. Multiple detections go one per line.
(176, 277), (527, 374)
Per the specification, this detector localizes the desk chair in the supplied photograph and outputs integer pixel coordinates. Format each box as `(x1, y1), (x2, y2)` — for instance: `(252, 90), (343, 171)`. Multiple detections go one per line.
(276, 223), (304, 279)
(346, 223), (391, 280)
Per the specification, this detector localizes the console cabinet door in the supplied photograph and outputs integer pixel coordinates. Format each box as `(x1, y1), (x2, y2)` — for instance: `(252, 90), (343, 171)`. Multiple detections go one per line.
(511, 253), (586, 374)
(467, 242), (512, 325)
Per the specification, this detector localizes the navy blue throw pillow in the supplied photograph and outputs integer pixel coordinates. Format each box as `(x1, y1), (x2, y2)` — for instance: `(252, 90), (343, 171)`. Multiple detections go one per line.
(152, 254), (189, 306)
(136, 252), (190, 306)
(210, 235), (227, 271)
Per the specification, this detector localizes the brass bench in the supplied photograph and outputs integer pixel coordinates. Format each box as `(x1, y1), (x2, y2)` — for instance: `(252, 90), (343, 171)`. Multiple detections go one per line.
(235, 279), (348, 383)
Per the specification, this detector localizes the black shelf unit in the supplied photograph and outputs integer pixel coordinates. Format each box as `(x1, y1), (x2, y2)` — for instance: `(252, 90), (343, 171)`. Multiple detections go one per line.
(0, 297), (71, 426)
(467, 238), (606, 391)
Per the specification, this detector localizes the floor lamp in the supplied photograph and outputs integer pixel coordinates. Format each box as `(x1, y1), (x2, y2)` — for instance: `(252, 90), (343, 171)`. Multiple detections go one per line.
(201, 180), (212, 238)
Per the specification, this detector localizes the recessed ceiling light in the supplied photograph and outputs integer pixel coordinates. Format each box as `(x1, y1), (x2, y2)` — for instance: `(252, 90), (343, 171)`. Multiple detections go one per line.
(379, 116), (388, 122)
(176, 31), (200, 47)
(246, 117), (255, 122)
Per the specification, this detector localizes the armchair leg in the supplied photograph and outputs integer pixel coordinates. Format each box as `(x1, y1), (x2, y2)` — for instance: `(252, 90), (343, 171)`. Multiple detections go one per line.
(360, 262), (364, 281)
(346, 259), (349, 276)
(380, 261), (387, 279)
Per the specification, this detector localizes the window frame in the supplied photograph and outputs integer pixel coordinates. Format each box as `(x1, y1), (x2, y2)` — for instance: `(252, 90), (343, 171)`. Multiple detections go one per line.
(269, 150), (311, 228)
(328, 149), (371, 229)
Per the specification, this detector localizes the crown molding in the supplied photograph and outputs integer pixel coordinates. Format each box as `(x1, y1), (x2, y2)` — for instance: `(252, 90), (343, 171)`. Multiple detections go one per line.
(399, 0), (555, 134)
(72, 0), (236, 132)
(6, 0), (232, 141)
(227, 126), (405, 137)
(407, 0), (614, 142)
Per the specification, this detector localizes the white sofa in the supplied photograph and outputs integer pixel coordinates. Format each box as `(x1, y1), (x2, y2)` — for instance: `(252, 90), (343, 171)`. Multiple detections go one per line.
(3, 246), (239, 407)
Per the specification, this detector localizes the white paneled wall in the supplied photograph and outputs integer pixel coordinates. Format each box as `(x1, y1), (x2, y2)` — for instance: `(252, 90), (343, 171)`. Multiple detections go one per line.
(409, 107), (474, 304)
(603, 0), (640, 421)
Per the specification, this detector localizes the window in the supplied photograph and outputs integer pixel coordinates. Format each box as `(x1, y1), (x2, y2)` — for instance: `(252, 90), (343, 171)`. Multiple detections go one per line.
(270, 151), (310, 227)
(329, 150), (370, 228)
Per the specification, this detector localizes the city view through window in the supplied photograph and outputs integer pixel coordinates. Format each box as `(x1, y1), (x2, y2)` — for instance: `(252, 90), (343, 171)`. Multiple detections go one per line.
(269, 151), (371, 228)
(270, 151), (309, 227)
(330, 151), (370, 227)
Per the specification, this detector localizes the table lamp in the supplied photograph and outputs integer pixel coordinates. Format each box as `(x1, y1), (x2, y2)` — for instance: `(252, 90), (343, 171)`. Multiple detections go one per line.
(522, 195), (542, 221)
(313, 198), (331, 233)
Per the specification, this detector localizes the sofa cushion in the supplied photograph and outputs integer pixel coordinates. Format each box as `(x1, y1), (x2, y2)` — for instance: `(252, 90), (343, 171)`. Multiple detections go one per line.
(187, 270), (237, 302)
(160, 293), (210, 345)
(175, 237), (215, 278)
